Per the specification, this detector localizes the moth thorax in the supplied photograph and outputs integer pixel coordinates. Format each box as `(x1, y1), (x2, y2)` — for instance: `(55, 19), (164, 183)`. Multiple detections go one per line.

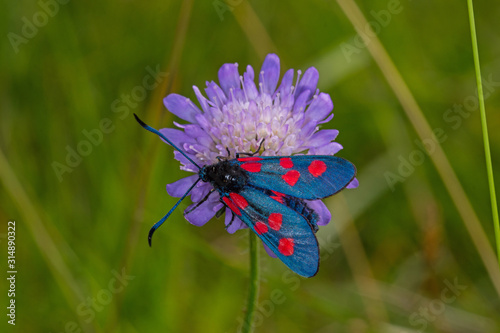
(202, 160), (248, 193)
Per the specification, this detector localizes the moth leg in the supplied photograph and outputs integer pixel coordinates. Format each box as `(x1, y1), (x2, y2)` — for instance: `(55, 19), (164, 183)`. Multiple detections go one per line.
(236, 139), (265, 158)
(183, 188), (215, 216)
(215, 205), (225, 219)
(216, 147), (232, 162)
(225, 211), (236, 231)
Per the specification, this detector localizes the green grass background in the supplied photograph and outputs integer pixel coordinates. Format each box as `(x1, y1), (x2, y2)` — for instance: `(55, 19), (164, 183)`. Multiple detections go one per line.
(1, 0), (499, 332)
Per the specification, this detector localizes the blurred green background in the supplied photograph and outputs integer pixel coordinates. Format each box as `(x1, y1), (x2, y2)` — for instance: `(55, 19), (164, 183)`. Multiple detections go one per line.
(1, 0), (499, 332)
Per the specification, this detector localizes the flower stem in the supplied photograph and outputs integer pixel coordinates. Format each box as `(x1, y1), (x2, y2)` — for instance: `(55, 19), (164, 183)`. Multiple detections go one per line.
(241, 230), (260, 333)
(467, 0), (500, 267)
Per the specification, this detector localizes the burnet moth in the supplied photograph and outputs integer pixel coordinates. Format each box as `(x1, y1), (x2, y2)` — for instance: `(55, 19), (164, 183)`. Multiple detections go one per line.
(135, 114), (356, 277)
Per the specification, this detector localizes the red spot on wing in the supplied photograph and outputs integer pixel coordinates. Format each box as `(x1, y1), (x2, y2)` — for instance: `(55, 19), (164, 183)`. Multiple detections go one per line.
(241, 162), (261, 173)
(223, 196), (241, 216)
(268, 213), (283, 231)
(270, 196), (284, 204)
(271, 190), (285, 197)
(282, 170), (300, 186)
(278, 238), (294, 256)
(254, 222), (268, 235)
(229, 192), (248, 209)
(237, 157), (263, 162)
(279, 157), (293, 169)
(308, 160), (327, 177)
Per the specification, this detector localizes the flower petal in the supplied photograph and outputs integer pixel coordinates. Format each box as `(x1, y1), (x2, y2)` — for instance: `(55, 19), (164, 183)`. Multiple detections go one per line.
(263, 243), (278, 258)
(184, 191), (219, 226)
(173, 151), (202, 172)
(192, 85), (210, 113)
(318, 113), (334, 124)
(190, 182), (212, 203)
(243, 65), (258, 101)
(218, 63), (240, 97)
(225, 210), (246, 234)
(166, 174), (199, 197)
(205, 81), (227, 108)
(183, 124), (213, 148)
(159, 128), (196, 147)
(294, 67), (319, 101)
(305, 93), (333, 122)
(292, 89), (310, 114)
(299, 118), (318, 138)
(346, 177), (359, 189)
(307, 200), (331, 226)
(164, 94), (201, 124)
(276, 68), (294, 98)
(213, 202), (224, 212)
(194, 113), (213, 133)
(306, 129), (339, 147)
(260, 53), (280, 95)
(308, 142), (343, 155)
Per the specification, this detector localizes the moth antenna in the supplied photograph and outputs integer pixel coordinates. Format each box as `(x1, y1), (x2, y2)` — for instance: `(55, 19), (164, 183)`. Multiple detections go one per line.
(134, 113), (201, 170)
(148, 178), (202, 246)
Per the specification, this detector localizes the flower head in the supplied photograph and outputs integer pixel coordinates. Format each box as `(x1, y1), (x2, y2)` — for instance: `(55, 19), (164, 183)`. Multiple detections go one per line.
(162, 54), (358, 252)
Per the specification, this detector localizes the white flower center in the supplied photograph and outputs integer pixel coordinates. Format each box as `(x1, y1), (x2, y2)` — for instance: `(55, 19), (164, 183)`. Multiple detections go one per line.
(195, 88), (310, 164)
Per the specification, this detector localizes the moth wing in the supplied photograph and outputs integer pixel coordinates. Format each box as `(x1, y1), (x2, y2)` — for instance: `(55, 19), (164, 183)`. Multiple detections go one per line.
(236, 155), (356, 200)
(222, 187), (319, 277)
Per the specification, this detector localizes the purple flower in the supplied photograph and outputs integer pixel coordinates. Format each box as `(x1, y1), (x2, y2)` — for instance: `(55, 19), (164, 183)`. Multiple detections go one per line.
(162, 53), (358, 253)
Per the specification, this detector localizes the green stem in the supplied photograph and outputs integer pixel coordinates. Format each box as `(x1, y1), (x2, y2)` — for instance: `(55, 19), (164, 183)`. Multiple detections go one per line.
(467, 0), (500, 267)
(241, 231), (260, 333)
